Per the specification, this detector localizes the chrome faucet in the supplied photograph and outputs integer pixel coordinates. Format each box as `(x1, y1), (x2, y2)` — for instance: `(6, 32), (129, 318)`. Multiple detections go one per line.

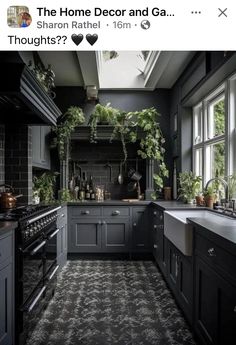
(205, 177), (229, 202)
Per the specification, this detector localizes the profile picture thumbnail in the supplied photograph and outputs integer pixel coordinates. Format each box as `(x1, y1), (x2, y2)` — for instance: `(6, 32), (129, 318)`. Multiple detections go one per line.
(7, 6), (32, 28)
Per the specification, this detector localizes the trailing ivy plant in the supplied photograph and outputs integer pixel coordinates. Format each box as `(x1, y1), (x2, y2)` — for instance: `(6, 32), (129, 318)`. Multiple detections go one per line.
(89, 103), (119, 143)
(127, 107), (169, 195)
(53, 106), (85, 160)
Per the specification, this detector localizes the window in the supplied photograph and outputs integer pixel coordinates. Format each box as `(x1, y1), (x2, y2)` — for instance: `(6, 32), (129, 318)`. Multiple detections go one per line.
(193, 84), (227, 188)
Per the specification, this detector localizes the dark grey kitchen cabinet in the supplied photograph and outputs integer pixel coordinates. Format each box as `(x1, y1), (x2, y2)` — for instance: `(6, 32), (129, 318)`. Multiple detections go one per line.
(69, 218), (102, 253)
(32, 126), (51, 169)
(131, 207), (150, 253)
(57, 207), (67, 269)
(151, 207), (167, 276)
(194, 229), (236, 345)
(166, 239), (193, 324)
(68, 206), (132, 253)
(0, 230), (14, 345)
(102, 218), (130, 252)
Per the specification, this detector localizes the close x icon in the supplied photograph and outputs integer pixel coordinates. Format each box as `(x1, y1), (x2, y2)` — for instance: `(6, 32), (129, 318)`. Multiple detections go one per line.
(218, 8), (228, 17)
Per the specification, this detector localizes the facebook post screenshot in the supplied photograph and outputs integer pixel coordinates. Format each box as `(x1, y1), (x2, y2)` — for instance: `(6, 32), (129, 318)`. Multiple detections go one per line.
(0, 0), (236, 344)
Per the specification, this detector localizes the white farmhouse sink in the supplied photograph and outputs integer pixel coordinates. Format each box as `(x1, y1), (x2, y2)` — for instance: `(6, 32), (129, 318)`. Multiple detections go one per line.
(164, 210), (236, 256)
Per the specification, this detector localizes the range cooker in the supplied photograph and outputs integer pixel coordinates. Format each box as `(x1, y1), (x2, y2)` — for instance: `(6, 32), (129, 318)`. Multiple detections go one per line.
(0, 204), (61, 345)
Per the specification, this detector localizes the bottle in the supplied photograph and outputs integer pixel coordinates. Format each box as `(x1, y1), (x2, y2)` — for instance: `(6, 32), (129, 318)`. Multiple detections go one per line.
(79, 173), (86, 201)
(85, 175), (91, 200)
(89, 175), (96, 200)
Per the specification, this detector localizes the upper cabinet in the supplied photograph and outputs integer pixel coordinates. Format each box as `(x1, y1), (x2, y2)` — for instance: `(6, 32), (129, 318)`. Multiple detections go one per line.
(32, 126), (51, 170)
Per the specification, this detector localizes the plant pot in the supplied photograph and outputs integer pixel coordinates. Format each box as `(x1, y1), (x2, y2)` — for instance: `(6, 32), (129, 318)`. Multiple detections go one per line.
(196, 195), (204, 206)
(204, 196), (214, 208)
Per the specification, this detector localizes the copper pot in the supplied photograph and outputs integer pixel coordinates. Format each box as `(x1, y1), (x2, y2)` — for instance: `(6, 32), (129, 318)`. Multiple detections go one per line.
(0, 184), (23, 209)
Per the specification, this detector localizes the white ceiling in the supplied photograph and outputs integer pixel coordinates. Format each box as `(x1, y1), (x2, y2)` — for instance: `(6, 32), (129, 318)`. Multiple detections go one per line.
(32, 51), (195, 90)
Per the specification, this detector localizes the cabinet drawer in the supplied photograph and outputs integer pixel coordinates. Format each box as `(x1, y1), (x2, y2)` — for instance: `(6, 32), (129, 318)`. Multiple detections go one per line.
(103, 207), (130, 217)
(195, 233), (236, 282)
(0, 233), (13, 265)
(70, 206), (102, 217)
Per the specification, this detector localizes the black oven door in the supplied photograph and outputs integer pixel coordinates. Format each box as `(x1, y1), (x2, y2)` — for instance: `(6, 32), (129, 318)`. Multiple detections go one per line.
(20, 237), (46, 305)
(18, 281), (48, 345)
(45, 224), (59, 275)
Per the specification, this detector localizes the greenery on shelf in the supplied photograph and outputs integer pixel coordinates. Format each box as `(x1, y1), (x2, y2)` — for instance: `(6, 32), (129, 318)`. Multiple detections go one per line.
(53, 106), (85, 160)
(178, 171), (202, 203)
(58, 188), (72, 202)
(89, 103), (119, 143)
(33, 172), (59, 203)
(88, 105), (169, 197)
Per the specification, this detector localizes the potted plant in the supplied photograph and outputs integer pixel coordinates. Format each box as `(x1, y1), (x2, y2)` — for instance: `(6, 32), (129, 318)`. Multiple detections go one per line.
(33, 172), (59, 203)
(227, 174), (236, 201)
(53, 106), (85, 160)
(178, 171), (202, 204)
(195, 192), (204, 206)
(203, 186), (216, 208)
(58, 188), (72, 202)
(89, 103), (119, 143)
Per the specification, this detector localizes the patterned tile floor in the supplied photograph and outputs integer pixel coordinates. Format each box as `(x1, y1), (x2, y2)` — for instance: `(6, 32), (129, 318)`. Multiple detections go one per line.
(27, 260), (197, 345)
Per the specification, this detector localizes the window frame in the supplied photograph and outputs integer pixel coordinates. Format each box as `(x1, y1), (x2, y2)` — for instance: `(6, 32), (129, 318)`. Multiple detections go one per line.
(192, 83), (227, 186)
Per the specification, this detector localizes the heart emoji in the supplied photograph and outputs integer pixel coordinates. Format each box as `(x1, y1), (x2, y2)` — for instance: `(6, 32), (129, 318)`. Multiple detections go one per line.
(71, 34), (84, 46)
(86, 34), (98, 46)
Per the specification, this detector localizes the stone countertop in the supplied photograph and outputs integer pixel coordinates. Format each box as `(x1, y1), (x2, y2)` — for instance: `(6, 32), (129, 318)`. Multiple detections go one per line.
(151, 201), (208, 210)
(0, 221), (17, 236)
(67, 200), (150, 206)
(188, 217), (236, 247)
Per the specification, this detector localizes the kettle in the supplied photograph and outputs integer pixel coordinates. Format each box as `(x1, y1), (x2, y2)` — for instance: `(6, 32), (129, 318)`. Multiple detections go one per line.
(0, 184), (23, 209)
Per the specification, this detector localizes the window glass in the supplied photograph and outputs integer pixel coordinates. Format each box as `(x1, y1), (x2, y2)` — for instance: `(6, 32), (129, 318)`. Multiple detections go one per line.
(207, 95), (225, 140)
(205, 141), (225, 182)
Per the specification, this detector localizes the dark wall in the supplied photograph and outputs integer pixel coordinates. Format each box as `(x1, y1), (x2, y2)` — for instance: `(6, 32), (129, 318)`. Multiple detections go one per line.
(0, 125), (4, 185)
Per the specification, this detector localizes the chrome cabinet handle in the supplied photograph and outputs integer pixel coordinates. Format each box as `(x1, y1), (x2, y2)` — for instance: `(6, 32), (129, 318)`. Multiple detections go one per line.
(112, 210), (120, 215)
(26, 286), (46, 312)
(82, 210), (90, 215)
(48, 265), (59, 281)
(60, 213), (65, 218)
(208, 248), (216, 257)
(30, 240), (46, 255)
(133, 223), (137, 227)
(160, 214), (163, 221)
(48, 228), (60, 239)
(98, 220), (102, 225)
(153, 211), (157, 216)
(153, 244), (158, 249)
(102, 220), (106, 225)
(154, 225), (157, 229)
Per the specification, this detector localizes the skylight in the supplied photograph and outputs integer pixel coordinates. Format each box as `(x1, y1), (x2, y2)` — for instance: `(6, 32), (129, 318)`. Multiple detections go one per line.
(97, 51), (151, 89)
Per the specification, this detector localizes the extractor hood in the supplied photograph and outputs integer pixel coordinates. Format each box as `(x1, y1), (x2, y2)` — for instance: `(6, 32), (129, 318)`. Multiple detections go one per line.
(0, 63), (61, 125)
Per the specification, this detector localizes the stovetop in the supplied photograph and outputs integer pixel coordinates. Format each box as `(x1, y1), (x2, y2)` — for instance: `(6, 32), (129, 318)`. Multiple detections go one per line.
(0, 204), (55, 221)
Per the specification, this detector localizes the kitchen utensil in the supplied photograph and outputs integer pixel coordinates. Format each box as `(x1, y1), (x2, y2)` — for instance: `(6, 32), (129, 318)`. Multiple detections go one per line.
(0, 184), (23, 209)
(128, 168), (142, 181)
(105, 163), (112, 182)
(117, 162), (124, 185)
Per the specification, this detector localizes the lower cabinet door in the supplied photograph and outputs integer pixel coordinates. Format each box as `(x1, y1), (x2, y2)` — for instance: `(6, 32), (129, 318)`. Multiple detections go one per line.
(195, 255), (236, 345)
(68, 219), (102, 253)
(0, 264), (12, 345)
(132, 207), (149, 252)
(102, 218), (130, 252)
(195, 256), (218, 345)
